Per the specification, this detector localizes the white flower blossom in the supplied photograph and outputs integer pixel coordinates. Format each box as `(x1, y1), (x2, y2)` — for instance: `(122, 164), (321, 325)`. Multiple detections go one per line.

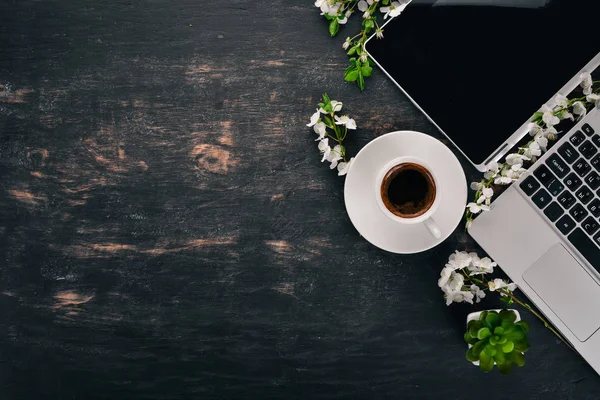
(337, 157), (354, 176)
(522, 141), (542, 160)
(488, 278), (517, 294)
(445, 290), (474, 306)
(483, 161), (500, 180)
(467, 202), (490, 214)
(447, 251), (472, 270)
(587, 93), (600, 109)
(359, 53), (368, 63)
(535, 135), (548, 152)
(318, 138), (331, 162)
(375, 28), (384, 39)
(380, 1), (407, 19)
(470, 285), (486, 303)
(581, 72), (593, 96)
(307, 108), (321, 127)
(545, 126), (558, 141)
(330, 100), (343, 112)
(357, 0), (372, 12)
(327, 144), (343, 169)
(573, 101), (587, 120)
(528, 123), (544, 137)
(468, 257), (496, 275)
(541, 104), (560, 127)
(342, 38), (351, 50)
(505, 153), (530, 166)
(334, 115), (357, 130)
(465, 220), (472, 230)
(438, 266), (453, 288)
(470, 182), (483, 191)
(554, 93), (569, 108)
(477, 187), (494, 206)
(313, 121), (327, 140)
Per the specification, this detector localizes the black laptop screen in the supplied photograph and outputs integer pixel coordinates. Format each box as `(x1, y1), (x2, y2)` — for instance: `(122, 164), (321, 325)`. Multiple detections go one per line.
(367, 0), (600, 165)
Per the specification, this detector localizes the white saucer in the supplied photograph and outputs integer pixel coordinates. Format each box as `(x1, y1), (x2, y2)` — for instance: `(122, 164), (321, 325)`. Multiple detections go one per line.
(344, 131), (467, 254)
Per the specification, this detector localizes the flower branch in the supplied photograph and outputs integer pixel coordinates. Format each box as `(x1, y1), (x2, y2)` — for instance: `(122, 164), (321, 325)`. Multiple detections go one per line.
(315, 0), (409, 90)
(307, 93), (355, 176)
(465, 73), (600, 228)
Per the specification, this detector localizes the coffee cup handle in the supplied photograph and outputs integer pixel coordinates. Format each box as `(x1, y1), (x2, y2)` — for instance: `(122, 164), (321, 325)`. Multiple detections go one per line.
(424, 217), (442, 239)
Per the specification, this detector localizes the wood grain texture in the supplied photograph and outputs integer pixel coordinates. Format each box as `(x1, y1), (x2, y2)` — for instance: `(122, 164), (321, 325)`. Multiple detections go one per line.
(0, 0), (598, 398)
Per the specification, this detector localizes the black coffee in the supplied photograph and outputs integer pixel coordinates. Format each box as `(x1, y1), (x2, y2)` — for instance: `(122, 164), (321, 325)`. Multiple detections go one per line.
(380, 163), (436, 218)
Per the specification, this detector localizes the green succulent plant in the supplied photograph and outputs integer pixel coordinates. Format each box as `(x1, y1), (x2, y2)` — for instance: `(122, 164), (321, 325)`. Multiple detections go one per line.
(464, 310), (530, 374)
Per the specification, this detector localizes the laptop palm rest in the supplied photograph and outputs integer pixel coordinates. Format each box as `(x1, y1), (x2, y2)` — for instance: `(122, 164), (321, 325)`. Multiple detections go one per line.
(522, 243), (600, 342)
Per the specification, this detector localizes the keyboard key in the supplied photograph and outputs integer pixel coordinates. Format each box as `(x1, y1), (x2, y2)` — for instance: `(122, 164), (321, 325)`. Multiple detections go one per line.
(583, 123), (595, 136)
(558, 143), (580, 164)
(593, 135), (600, 148)
(519, 176), (540, 196)
(534, 165), (556, 186)
(592, 155), (600, 171)
(564, 172), (583, 191)
(570, 204), (588, 222)
(557, 215), (577, 235)
(532, 189), (551, 209)
(544, 202), (564, 222)
(576, 186), (594, 204)
(582, 217), (600, 235)
(589, 199), (600, 217)
(593, 231), (600, 247)
(574, 159), (591, 177)
(569, 229), (600, 271)
(548, 180), (564, 196)
(547, 154), (570, 178)
(580, 141), (598, 159)
(585, 171), (600, 190)
(570, 130), (586, 146)
(558, 191), (576, 209)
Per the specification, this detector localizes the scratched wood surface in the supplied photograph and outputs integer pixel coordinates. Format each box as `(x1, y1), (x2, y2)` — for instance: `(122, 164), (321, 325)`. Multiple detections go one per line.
(0, 1), (598, 399)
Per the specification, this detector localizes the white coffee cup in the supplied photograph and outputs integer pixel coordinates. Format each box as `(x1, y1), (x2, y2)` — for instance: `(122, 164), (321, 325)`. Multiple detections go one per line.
(375, 156), (442, 239)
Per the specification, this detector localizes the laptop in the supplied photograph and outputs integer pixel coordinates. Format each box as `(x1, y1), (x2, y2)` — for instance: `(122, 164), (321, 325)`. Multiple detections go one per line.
(365, 0), (600, 374)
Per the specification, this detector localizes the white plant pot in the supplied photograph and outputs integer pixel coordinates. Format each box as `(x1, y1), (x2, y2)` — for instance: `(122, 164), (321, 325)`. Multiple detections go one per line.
(466, 309), (521, 366)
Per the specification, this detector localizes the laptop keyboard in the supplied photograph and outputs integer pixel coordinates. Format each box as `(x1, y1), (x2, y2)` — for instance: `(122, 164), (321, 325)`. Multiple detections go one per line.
(519, 115), (600, 271)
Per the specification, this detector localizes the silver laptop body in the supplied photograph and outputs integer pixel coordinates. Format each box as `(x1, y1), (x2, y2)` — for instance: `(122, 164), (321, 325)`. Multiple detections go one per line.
(470, 108), (600, 375)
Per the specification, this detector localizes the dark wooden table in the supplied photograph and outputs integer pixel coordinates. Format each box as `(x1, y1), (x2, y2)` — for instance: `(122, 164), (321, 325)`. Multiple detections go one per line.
(1, 1), (598, 398)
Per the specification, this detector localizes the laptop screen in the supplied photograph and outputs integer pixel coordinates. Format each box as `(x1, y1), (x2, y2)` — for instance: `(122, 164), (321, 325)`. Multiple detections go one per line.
(366, 0), (600, 165)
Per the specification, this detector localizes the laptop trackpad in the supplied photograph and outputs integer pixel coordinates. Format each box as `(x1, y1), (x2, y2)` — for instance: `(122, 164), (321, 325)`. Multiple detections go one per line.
(522, 243), (600, 342)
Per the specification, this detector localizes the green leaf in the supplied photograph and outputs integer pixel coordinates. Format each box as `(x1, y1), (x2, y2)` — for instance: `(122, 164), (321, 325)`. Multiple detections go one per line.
(466, 347), (478, 362)
(322, 93), (331, 104)
(361, 65), (373, 77)
(515, 321), (530, 333)
(472, 340), (486, 357)
(493, 349), (506, 364)
(322, 115), (333, 126)
(489, 336), (499, 346)
(494, 327), (504, 335)
(477, 327), (492, 340)
(464, 332), (478, 345)
(497, 362), (513, 375)
(329, 19), (339, 37)
(485, 313), (500, 328)
(499, 310), (517, 323)
(347, 45), (358, 56)
(479, 352), (494, 372)
(364, 19), (375, 29)
(532, 111), (544, 121)
(514, 352), (526, 367)
(483, 345), (496, 357)
(498, 336), (507, 345)
(514, 339), (530, 353)
(505, 328), (525, 342)
(357, 73), (365, 91)
(502, 341), (515, 353)
(345, 69), (359, 82)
